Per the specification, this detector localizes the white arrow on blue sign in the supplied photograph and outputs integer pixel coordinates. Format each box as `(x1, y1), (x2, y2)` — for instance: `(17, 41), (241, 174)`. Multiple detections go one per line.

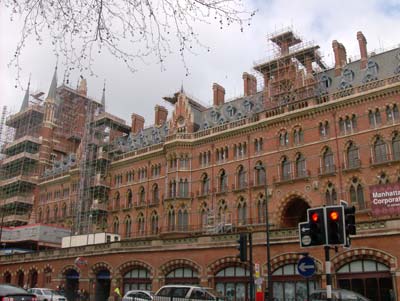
(297, 256), (316, 278)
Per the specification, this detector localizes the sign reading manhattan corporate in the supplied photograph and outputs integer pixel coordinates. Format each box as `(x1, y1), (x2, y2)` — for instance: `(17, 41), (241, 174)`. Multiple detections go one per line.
(369, 183), (400, 216)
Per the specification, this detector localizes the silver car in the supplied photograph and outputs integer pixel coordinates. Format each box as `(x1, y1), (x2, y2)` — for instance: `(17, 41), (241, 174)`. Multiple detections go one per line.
(310, 289), (371, 301)
(122, 290), (154, 301)
(28, 288), (67, 301)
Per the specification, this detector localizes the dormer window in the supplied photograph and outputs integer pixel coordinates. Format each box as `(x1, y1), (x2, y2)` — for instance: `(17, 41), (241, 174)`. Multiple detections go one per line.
(320, 74), (332, 89)
(243, 100), (253, 112)
(210, 110), (220, 123)
(226, 105), (236, 117)
(343, 69), (355, 82)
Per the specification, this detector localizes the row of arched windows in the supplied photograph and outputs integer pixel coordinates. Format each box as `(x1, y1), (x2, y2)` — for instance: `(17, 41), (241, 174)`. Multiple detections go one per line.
(113, 185), (160, 209)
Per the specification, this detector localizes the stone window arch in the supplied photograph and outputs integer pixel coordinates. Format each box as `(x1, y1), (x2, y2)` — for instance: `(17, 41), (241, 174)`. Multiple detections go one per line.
(3, 271), (11, 283)
(322, 147), (335, 173)
(137, 212), (145, 236)
(392, 132), (400, 161)
(139, 186), (146, 204)
(200, 202), (209, 229)
(215, 265), (250, 301)
(325, 182), (337, 205)
(219, 169), (228, 192)
(293, 127), (304, 145)
(165, 267), (199, 285)
(114, 191), (120, 209)
(281, 156), (291, 181)
(201, 173), (210, 195)
(38, 208), (43, 223)
(113, 217), (119, 234)
(62, 202), (67, 218)
(127, 189), (133, 208)
(152, 184), (159, 204)
(167, 206), (175, 231)
(279, 130), (289, 146)
(377, 172), (389, 184)
(125, 215), (132, 238)
(349, 177), (365, 209)
(368, 108), (382, 128)
(319, 121), (329, 138)
(237, 165), (247, 189)
(295, 153), (306, 178)
(217, 200), (228, 223)
(53, 205), (58, 220)
(346, 141), (360, 169)
(237, 197), (247, 225)
(46, 206), (50, 222)
(150, 211), (158, 235)
(177, 206), (189, 231)
(254, 161), (266, 186)
(257, 194), (266, 223)
(123, 266), (152, 293)
(373, 136), (388, 163)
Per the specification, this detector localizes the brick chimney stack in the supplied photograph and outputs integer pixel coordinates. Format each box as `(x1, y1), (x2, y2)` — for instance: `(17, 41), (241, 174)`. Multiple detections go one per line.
(213, 83), (225, 106)
(242, 72), (257, 96)
(332, 40), (347, 76)
(357, 31), (368, 69)
(131, 113), (145, 134)
(154, 105), (168, 126)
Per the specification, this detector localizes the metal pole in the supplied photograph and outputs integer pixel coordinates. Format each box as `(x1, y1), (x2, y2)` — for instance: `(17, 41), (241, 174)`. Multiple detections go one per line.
(325, 246), (332, 301)
(249, 232), (254, 301)
(262, 166), (272, 301)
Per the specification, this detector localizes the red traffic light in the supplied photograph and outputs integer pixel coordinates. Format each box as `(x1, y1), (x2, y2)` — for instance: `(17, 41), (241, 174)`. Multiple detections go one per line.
(311, 212), (319, 222)
(329, 211), (339, 221)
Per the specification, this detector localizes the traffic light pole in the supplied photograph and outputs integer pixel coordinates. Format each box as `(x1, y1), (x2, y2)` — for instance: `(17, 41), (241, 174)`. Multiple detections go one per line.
(325, 246), (332, 301)
(249, 233), (254, 301)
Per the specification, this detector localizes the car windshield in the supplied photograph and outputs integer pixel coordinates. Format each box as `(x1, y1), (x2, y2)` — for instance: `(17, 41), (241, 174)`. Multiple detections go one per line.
(42, 289), (57, 295)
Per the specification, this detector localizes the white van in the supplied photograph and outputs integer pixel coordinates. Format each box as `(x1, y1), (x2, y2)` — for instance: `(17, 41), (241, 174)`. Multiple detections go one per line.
(154, 285), (224, 301)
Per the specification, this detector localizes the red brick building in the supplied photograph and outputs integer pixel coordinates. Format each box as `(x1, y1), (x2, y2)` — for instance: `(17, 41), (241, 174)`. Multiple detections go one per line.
(1, 30), (400, 301)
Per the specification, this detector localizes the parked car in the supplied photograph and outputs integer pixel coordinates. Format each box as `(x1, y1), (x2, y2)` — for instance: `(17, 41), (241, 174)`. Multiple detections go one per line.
(27, 288), (67, 301)
(310, 288), (371, 301)
(154, 285), (224, 301)
(122, 290), (154, 301)
(0, 283), (38, 300)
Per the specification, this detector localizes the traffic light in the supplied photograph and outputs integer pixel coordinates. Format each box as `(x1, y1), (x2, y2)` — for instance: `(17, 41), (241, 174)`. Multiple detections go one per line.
(237, 233), (247, 262)
(326, 206), (345, 245)
(308, 208), (326, 246)
(344, 205), (356, 236)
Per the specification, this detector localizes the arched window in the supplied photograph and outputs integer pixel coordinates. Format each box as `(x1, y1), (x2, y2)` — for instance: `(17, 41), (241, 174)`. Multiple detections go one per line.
(165, 267), (199, 285)
(123, 267), (152, 292)
(46, 206), (50, 222)
(257, 194), (266, 223)
(319, 121), (329, 138)
(281, 156), (291, 181)
(215, 266), (250, 301)
(322, 148), (335, 173)
(3, 271), (11, 283)
(151, 211), (159, 235)
(279, 131), (289, 146)
(168, 207), (175, 231)
(295, 153), (306, 178)
(152, 184), (159, 204)
(373, 136), (388, 163)
(139, 187), (146, 204)
(325, 182), (337, 205)
(217, 200), (228, 224)
(183, 179), (189, 197)
(200, 203), (209, 228)
(219, 170), (228, 192)
(127, 189), (133, 208)
(125, 216), (132, 238)
(113, 217), (119, 234)
(392, 132), (400, 161)
(237, 197), (247, 225)
(137, 213), (145, 236)
(177, 207), (189, 231)
(369, 109), (381, 128)
(201, 173), (210, 195)
(350, 177), (365, 209)
(347, 142), (360, 169)
(169, 180), (176, 198)
(255, 162), (266, 186)
(378, 172), (389, 184)
(293, 128), (304, 145)
(114, 192), (120, 209)
(237, 166), (246, 189)
(38, 208), (43, 222)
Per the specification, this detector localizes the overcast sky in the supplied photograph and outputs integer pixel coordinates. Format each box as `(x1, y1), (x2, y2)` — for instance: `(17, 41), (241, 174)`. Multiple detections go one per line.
(1, 0), (400, 128)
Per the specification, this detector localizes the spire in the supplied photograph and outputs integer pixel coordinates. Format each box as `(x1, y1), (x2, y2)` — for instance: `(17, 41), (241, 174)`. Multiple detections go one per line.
(180, 82), (184, 93)
(100, 80), (106, 112)
(20, 76), (31, 112)
(47, 66), (58, 101)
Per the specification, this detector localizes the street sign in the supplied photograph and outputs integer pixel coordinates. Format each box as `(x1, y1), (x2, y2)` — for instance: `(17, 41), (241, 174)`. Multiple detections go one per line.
(299, 221), (312, 248)
(297, 256), (316, 278)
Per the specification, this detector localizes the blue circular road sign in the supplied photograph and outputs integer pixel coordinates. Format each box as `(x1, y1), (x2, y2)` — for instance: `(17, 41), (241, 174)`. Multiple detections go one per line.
(297, 256), (316, 278)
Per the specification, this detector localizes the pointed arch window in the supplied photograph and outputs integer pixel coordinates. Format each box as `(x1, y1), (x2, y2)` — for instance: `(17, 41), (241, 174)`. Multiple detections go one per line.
(257, 194), (266, 223)
(151, 212), (159, 235)
(368, 109), (381, 128)
(127, 189), (133, 208)
(113, 217), (119, 234)
(139, 186), (146, 204)
(125, 216), (132, 238)
(62, 203), (67, 218)
(322, 148), (335, 174)
(168, 207), (175, 231)
(217, 200), (228, 224)
(325, 182), (337, 205)
(392, 132), (400, 161)
(177, 207), (189, 231)
(137, 213), (145, 236)
(281, 156), (291, 181)
(255, 162), (266, 186)
(219, 170), (228, 192)
(46, 206), (50, 222)
(350, 177), (365, 209)
(293, 128), (304, 145)
(346, 142), (360, 169)
(295, 153), (306, 178)
(279, 131), (289, 146)
(319, 121), (329, 138)
(152, 184), (159, 204)
(237, 197), (247, 225)
(378, 172), (389, 184)
(201, 173), (210, 195)
(237, 166), (247, 189)
(53, 205), (58, 220)
(114, 192), (120, 209)
(169, 180), (176, 198)
(373, 136), (388, 163)
(38, 209), (43, 222)
(200, 204), (209, 228)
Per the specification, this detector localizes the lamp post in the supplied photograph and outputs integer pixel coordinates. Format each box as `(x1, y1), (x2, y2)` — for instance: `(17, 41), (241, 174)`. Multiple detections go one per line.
(255, 164), (272, 301)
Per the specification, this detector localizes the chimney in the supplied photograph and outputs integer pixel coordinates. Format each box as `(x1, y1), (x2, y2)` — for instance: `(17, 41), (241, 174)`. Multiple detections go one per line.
(332, 40), (347, 76)
(242, 72), (257, 96)
(213, 83), (225, 106)
(78, 78), (87, 96)
(357, 31), (368, 69)
(131, 113), (145, 134)
(154, 105), (168, 126)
